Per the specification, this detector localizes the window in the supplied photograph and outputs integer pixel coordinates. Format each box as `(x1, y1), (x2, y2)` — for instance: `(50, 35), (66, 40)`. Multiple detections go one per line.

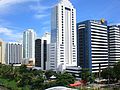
(51, 63), (55, 65)
(73, 50), (76, 52)
(73, 60), (76, 62)
(51, 66), (55, 68)
(60, 47), (64, 49)
(61, 52), (64, 54)
(60, 61), (64, 62)
(60, 55), (64, 57)
(60, 58), (64, 59)
(73, 55), (76, 57)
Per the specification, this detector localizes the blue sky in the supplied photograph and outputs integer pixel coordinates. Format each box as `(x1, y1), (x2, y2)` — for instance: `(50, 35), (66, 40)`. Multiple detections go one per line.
(0, 0), (120, 42)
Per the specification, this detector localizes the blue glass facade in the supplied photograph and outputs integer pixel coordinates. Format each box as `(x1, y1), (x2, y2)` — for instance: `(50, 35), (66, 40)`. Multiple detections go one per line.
(77, 20), (108, 73)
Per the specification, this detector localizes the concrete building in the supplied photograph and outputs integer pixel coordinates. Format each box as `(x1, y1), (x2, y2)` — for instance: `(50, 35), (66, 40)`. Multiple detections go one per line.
(23, 29), (36, 65)
(6, 42), (22, 65)
(50, 0), (77, 71)
(108, 25), (120, 66)
(77, 20), (108, 73)
(0, 39), (5, 64)
(66, 66), (81, 80)
(35, 32), (50, 70)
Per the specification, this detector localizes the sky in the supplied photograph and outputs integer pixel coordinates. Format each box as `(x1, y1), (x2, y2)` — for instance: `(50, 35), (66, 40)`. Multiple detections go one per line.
(0, 0), (120, 42)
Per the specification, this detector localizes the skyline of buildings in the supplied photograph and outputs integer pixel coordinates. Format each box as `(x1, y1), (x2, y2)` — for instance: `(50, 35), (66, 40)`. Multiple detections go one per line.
(0, 0), (120, 74)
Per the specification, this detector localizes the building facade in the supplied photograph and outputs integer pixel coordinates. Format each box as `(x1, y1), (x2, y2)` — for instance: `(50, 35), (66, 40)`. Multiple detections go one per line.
(77, 20), (108, 73)
(35, 39), (41, 67)
(6, 42), (22, 65)
(66, 66), (81, 80)
(35, 33), (50, 70)
(0, 39), (5, 64)
(49, 43), (57, 70)
(23, 29), (36, 65)
(50, 0), (77, 71)
(108, 25), (120, 66)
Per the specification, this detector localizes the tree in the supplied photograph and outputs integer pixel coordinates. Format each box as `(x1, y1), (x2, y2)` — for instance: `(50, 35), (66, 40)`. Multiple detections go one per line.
(101, 61), (120, 83)
(19, 64), (28, 73)
(113, 61), (120, 81)
(31, 77), (44, 90)
(45, 70), (56, 79)
(56, 72), (75, 86)
(101, 67), (115, 81)
(81, 68), (95, 83)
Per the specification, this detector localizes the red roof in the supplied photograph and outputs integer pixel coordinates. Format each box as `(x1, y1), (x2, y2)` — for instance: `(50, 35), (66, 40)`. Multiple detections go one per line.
(69, 81), (81, 87)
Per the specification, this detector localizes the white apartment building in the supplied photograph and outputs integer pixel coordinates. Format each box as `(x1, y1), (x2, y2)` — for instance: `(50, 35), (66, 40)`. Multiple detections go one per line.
(50, 0), (77, 71)
(6, 42), (22, 65)
(108, 25), (120, 66)
(23, 29), (36, 65)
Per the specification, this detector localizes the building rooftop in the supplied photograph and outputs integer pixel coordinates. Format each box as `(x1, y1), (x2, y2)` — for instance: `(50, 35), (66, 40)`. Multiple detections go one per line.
(45, 86), (77, 90)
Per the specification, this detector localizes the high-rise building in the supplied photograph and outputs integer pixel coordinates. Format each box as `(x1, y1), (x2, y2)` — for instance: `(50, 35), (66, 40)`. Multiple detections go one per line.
(35, 39), (41, 67)
(35, 32), (50, 70)
(50, 0), (77, 71)
(108, 25), (120, 66)
(23, 29), (36, 65)
(77, 20), (108, 73)
(0, 39), (5, 64)
(6, 42), (22, 65)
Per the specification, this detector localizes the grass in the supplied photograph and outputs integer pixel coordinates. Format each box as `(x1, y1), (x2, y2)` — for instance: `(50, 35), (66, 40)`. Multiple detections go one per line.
(0, 77), (30, 90)
(0, 78), (19, 90)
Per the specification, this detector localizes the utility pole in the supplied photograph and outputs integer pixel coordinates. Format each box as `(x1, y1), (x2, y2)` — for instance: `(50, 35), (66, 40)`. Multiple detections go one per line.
(99, 63), (101, 80)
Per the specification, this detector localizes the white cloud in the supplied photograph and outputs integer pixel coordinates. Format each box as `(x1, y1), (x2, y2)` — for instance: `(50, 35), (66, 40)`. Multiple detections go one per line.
(41, 26), (50, 31)
(42, 21), (50, 25)
(34, 14), (49, 19)
(30, 4), (51, 13)
(0, 27), (12, 36)
(0, 0), (38, 14)
(29, 1), (55, 19)
(0, 0), (37, 6)
(0, 27), (22, 41)
(0, 0), (53, 18)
